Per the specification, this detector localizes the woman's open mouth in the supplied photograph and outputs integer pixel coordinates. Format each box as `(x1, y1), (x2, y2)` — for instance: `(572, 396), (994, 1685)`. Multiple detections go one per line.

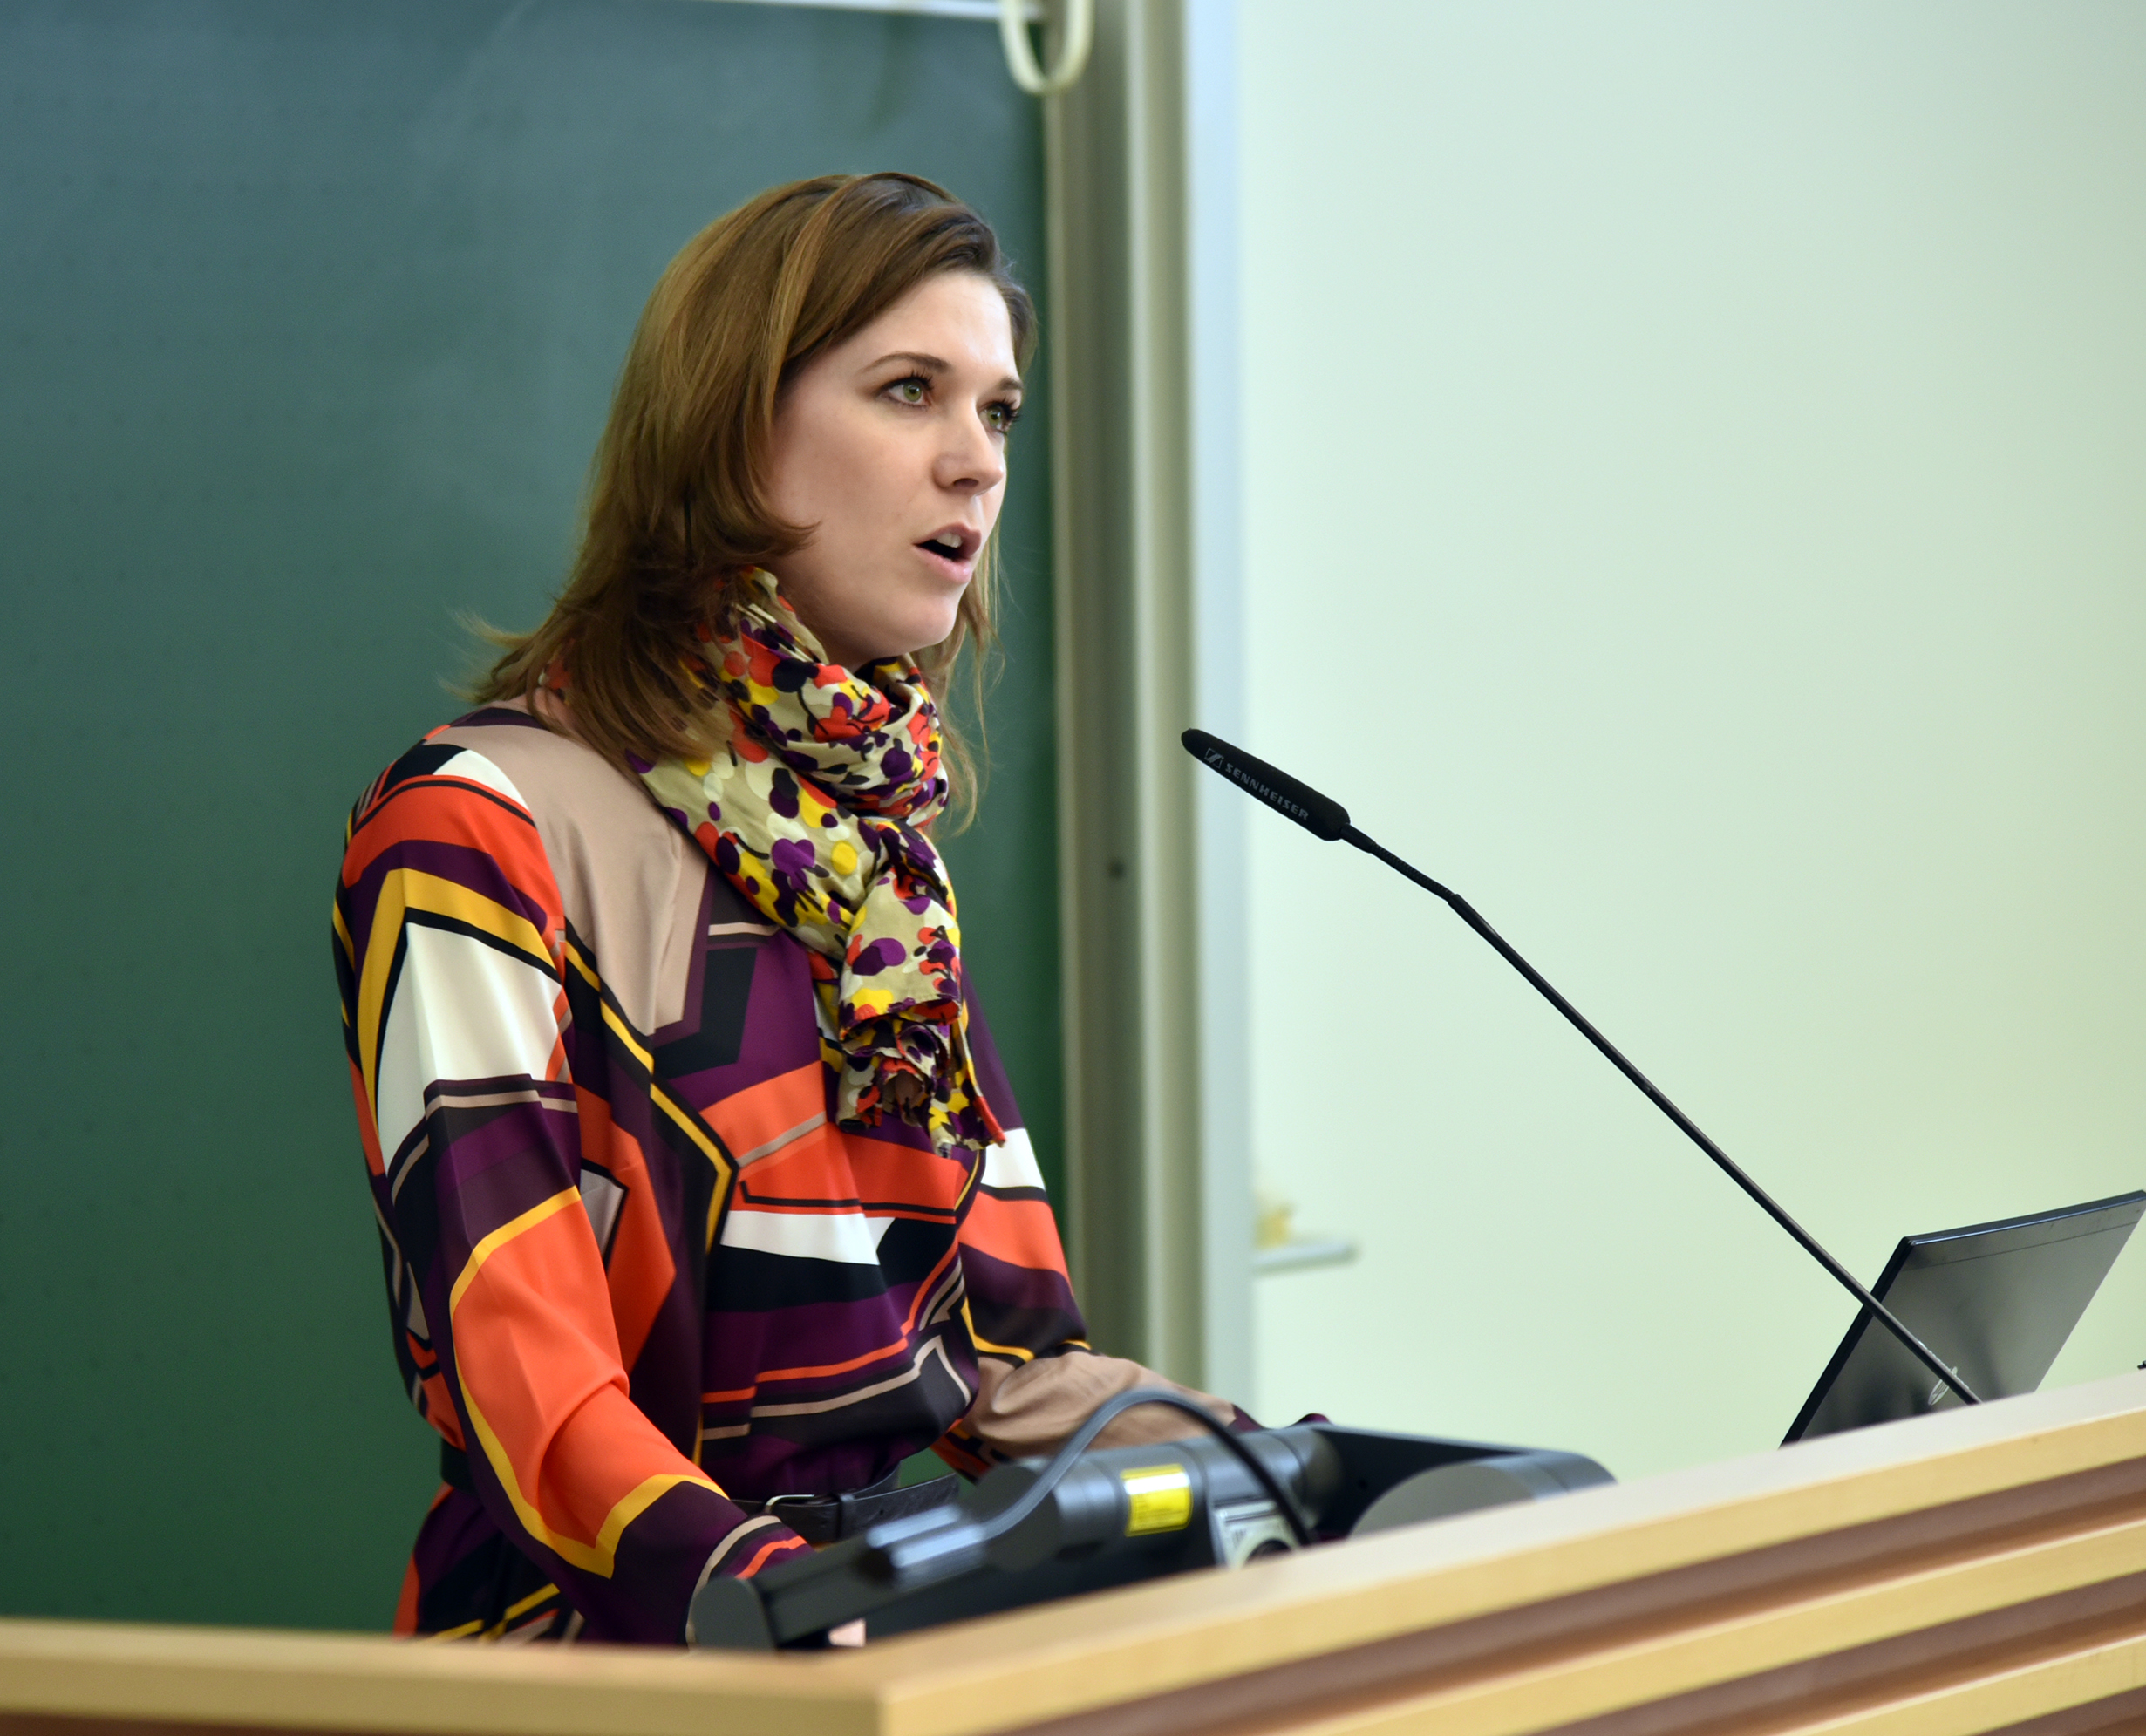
(915, 525), (981, 576)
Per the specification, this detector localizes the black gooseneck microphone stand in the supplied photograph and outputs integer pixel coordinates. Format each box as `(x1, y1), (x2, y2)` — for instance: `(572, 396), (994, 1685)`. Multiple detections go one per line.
(1182, 727), (1982, 1410)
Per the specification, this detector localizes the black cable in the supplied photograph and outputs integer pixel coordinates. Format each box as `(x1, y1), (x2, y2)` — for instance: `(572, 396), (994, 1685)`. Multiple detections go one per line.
(993, 1388), (1315, 1548)
(862, 1388), (1311, 1590)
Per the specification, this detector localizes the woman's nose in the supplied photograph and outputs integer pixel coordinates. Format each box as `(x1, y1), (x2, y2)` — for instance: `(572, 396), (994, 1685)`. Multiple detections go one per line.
(937, 414), (1006, 494)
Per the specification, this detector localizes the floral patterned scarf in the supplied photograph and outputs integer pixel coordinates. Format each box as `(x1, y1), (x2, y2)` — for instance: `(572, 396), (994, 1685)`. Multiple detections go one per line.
(638, 569), (1003, 1154)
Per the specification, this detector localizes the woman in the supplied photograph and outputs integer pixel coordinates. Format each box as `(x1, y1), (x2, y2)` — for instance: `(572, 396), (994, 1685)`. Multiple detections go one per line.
(334, 173), (1242, 1645)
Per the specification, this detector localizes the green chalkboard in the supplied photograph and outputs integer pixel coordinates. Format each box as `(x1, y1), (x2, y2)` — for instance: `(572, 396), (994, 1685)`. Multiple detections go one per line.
(0, 0), (1056, 1631)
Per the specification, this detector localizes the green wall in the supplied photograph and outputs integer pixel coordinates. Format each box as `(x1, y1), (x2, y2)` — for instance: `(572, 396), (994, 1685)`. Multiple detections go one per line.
(0, 0), (1057, 1631)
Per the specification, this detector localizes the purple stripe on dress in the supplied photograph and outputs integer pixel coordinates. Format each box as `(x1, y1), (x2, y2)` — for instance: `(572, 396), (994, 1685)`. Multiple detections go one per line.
(426, 1104), (582, 1271)
(700, 1286), (938, 1393)
(957, 1243), (1080, 1316)
(669, 932), (824, 1093)
(344, 837), (555, 963)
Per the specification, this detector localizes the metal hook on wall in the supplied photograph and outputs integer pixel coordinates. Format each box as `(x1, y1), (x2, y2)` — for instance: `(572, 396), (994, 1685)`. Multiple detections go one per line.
(998, 0), (1093, 96)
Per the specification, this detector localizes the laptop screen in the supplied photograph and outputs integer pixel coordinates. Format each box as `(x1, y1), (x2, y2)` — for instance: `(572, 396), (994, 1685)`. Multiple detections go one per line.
(1783, 1190), (2145, 1445)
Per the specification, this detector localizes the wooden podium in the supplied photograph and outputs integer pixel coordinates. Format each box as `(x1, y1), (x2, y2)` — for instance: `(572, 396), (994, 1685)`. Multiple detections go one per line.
(6, 1372), (2145, 1736)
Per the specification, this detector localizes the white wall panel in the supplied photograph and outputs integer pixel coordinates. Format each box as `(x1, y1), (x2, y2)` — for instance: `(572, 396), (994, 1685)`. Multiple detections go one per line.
(1236, 1), (2146, 1476)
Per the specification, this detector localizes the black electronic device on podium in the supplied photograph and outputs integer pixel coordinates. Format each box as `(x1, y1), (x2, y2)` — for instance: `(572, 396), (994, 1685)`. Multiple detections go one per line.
(689, 1399), (1611, 1651)
(1785, 1191), (2145, 1443)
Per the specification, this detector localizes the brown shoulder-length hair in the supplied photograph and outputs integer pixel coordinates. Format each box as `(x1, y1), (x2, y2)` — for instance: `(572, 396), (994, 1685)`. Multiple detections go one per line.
(474, 172), (1037, 813)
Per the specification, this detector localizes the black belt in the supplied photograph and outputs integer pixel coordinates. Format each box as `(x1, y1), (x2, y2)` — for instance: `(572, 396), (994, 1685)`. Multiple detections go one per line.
(440, 1442), (960, 1549)
(738, 1467), (964, 1547)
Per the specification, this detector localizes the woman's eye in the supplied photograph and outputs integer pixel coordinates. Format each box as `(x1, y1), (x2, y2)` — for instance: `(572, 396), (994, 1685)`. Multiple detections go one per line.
(985, 399), (1023, 433)
(889, 377), (929, 405)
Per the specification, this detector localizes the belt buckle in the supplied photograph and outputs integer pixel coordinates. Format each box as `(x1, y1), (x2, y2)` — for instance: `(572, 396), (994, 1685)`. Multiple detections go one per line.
(763, 1490), (838, 1546)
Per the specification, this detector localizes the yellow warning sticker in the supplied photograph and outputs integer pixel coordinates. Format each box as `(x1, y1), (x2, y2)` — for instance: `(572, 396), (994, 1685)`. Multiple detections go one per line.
(1121, 1464), (1194, 1535)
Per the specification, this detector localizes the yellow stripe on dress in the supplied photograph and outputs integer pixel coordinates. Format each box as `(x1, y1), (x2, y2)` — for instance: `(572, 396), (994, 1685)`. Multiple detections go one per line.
(563, 939), (735, 1248)
(962, 1298), (1036, 1364)
(355, 868), (555, 1116)
(446, 1187), (725, 1576)
(446, 1187), (584, 1317)
(460, 1385), (715, 1579)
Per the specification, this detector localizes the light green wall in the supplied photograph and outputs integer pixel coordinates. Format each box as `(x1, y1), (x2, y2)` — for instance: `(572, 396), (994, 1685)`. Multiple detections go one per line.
(1237, 1), (2146, 1479)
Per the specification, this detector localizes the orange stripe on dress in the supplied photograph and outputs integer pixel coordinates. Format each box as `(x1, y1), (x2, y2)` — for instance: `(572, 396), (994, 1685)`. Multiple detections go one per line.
(959, 1191), (1073, 1276)
(820, 1129), (971, 1211)
(450, 1198), (699, 1542)
(737, 1535), (812, 1578)
(751, 1332), (917, 1385)
(342, 780), (557, 901)
(732, 1121), (852, 1202)
(419, 1374), (464, 1447)
(393, 1551), (423, 1636)
(735, 1124), (966, 1215)
(699, 1062), (825, 1161)
(343, 779), (527, 875)
(575, 1087), (676, 1371)
(349, 1059), (387, 1176)
(934, 1436), (991, 1479)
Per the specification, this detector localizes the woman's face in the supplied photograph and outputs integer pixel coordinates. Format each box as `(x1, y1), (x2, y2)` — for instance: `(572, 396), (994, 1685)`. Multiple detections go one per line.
(763, 269), (1022, 671)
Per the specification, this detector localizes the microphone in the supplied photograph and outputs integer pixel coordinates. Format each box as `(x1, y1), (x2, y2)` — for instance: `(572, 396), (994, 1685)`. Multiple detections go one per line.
(1182, 727), (1981, 1410)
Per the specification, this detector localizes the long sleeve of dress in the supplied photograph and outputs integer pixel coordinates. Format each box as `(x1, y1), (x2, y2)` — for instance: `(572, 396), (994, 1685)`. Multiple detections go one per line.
(934, 1008), (1240, 1474)
(335, 741), (810, 1642)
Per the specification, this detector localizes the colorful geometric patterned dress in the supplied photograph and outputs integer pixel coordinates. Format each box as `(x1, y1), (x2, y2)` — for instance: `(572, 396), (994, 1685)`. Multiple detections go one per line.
(334, 702), (1230, 1644)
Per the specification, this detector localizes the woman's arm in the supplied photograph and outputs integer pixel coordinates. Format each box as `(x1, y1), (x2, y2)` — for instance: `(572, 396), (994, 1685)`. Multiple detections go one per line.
(337, 739), (810, 1641)
(936, 1003), (1240, 1475)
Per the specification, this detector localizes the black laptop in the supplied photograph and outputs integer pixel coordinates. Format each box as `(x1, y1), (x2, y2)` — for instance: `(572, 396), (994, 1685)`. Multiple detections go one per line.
(1783, 1190), (2146, 1444)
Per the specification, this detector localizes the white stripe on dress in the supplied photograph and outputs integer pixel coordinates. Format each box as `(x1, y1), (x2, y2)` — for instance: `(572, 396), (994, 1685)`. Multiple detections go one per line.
(719, 1208), (896, 1266)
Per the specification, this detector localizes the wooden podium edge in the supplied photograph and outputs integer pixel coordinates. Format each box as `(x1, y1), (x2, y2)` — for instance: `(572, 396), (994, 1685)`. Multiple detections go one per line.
(3, 1372), (2144, 1736)
(858, 1372), (2146, 1736)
